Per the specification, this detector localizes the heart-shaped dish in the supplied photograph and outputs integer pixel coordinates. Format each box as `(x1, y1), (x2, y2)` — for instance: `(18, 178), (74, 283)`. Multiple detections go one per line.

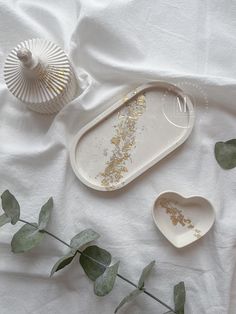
(152, 192), (215, 248)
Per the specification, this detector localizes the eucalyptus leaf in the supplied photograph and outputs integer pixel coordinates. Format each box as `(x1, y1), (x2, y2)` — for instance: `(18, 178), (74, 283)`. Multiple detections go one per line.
(70, 229), (100, 250)
(1, 190), (20, 224)
(138, 260), (155, 289)
(174, 281), (185, 314)
(50, 252), (76, 277)
(80, 245), (112, 281)
(38, 197), (53, 230)
(94, 261), (119, 296)
(11, 223), (45, 253)
(114, 288), (143, 313)
(215, 139), (236, 169)
(0, 213), (11, 227)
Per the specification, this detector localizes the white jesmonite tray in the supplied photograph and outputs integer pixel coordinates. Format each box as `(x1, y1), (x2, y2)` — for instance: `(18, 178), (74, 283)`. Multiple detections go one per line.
(152, 191), (215, 248)
(70, 82), (195, 191)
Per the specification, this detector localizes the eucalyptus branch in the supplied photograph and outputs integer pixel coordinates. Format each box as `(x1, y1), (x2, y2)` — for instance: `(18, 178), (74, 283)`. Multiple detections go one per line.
(19, 218), (176, 313)
(19, 219), (72, 249)
(0, 190), (186, 314)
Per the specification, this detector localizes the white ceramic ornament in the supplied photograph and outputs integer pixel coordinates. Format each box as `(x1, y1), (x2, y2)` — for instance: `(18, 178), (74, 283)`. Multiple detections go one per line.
(4, 38), (78, 114)
(152, 191), (215, 248)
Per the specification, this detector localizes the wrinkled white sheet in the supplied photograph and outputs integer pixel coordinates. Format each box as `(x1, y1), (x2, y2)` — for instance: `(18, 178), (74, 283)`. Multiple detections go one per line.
(0, 1), (236, 313)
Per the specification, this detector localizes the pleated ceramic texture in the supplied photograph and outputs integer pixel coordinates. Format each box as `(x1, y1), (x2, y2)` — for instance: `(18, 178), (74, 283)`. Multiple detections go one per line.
(4, 38), (77, 114)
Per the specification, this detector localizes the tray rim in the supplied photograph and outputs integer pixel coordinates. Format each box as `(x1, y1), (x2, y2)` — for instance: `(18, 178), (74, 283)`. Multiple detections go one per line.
(70, 81), (195, 191)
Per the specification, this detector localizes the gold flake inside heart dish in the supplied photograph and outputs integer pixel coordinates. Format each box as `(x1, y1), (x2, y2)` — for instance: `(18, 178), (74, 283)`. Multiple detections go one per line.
(152, 192), (215, 248)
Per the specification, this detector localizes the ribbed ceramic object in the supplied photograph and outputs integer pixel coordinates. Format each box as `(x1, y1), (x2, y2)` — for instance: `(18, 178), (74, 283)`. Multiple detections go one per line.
(4, 38), (78, 114)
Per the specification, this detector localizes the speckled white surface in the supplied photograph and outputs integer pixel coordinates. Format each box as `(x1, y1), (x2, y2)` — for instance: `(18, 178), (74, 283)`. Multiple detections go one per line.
(0, 1), (236, 313)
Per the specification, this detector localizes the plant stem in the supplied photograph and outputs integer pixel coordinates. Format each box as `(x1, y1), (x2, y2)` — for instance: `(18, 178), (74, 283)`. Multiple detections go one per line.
(117, 274), (175, 313)
(19, 218), (176, 313)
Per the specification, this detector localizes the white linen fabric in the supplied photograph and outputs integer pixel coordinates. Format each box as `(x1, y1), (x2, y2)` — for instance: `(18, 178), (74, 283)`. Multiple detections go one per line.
(0, 1), (236, 313)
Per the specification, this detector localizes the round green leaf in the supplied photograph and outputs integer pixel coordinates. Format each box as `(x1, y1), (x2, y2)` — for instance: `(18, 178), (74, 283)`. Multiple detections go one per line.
(1, 190), (20, 224)
(0, 213), (11, 227)
(38, 197), (53, 230)
(138, 260), (155, 289)
(215, 139), (236, 169)
(70, 229), (100, 250)
(174, 281), (185, 314)
(50, 252), (76, 277)
(11, 223), (45, 253)
(94, 261), (120, 296)
(115, 288), (143, 313)
(79, 245), (112, 281)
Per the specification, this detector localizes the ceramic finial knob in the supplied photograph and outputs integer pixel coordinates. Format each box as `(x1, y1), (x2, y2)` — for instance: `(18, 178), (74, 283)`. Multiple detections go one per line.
(17, 48), (32, 65)
(4, 38), (78, 114)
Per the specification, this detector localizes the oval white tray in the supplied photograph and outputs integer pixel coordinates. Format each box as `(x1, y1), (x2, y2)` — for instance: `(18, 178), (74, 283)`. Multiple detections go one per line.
(70, 82), (195, 191)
